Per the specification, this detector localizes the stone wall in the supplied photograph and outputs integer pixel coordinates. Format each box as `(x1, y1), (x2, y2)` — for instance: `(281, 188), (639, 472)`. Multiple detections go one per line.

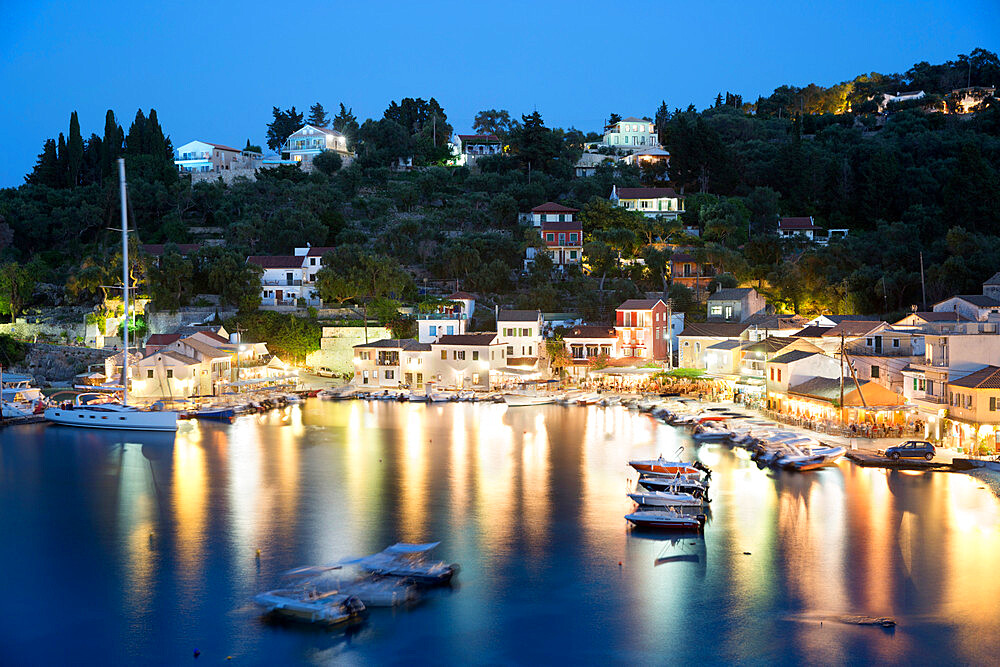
(146, 307), (237, 335)
(305, 326), (392, 375)
(9, 343), (109, 385)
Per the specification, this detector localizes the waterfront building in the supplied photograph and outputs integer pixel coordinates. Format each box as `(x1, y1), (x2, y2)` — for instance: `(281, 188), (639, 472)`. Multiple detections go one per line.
(602, 116), (658, 149)
(562, 325), (618, 378)
(764, 350), (841, 411)
(615, 299), (672, 361)
(944, 365), (1000, 453)
(610, 185), (684, 220)
(783, 377), (907, 425)
(496, 310), (543, 372)
(352, 339), (431, 389)
(706, 287), (766, 323)
(677, 322), (751, 369)
(736, 336), (823, 397)
(416, 292), (475, 343)
(428, 333), (506, 390)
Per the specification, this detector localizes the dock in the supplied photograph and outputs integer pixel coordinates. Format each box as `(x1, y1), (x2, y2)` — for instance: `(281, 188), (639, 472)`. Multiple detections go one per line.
(846, 450), (951, 470)
(0, 415), (47, 427)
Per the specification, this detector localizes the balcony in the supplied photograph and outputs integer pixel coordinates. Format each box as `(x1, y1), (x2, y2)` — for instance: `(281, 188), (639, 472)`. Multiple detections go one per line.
(263, 279), (302, 286)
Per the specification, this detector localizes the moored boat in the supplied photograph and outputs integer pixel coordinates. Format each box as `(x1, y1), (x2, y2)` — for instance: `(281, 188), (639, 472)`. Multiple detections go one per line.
(345, 542), (458, 586)
(627, 489), (705, 507)
(628, 456), (709, 478)
(625, 509), (706, 530)
(252, 588), (366, 625)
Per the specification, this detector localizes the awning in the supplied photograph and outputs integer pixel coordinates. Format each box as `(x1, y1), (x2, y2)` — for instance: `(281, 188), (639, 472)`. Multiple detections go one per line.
(493, 367), (542, 377)
(590, 367), (659, 376)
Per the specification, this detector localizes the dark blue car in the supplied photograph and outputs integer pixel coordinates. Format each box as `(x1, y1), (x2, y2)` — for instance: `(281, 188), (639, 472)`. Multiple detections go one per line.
(884, 440), (935, 461)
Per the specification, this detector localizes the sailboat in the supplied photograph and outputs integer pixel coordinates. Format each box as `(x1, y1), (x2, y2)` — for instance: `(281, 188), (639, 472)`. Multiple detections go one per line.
(45, 159), (178, 433)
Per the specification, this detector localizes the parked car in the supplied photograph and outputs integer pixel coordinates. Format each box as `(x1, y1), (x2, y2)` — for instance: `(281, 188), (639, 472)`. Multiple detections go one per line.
(884, 440), (935, 461)
(317, 367), (335, 377)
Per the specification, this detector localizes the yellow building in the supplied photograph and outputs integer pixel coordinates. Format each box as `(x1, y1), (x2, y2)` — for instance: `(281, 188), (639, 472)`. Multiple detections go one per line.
(945, 365), (1000, 453)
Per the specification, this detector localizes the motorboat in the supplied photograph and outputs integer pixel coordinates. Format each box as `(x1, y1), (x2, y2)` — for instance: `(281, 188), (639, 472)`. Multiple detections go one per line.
(692, 421), (732, 442)
(627, 489), (705, 507)
(252, 588), (366, 625)
(407, 391), (430, 402)
(628, 456), (710, 478)
(345, 542), (458, 586)
(0, 373), (45, 418)
(187, 406), (236, 423)
(783, 445), (847, 471)
(318, 386), (356, 400)
(46, 393), (178, 432)
(284, 393), (304, 404)
(502, 393), (555, 406)
(637, 475), (710, 499)
(282, 565), (419, 608)
(625, 509), (706, 531)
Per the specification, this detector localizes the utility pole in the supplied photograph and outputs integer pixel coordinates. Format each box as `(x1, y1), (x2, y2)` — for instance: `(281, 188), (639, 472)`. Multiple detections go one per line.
(840, 333), (845, 424)
(920, 251), (927, 311)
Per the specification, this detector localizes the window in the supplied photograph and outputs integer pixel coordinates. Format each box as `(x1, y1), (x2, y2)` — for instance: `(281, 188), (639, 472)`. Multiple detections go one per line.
(892, 338), (900, 347)
(770, 368), (774, 381)
(472, 351), (479, 361)
(472, 373), (480, 385)
(147, 369), (154, 379)
(385, 370), (394, 380)
(521, 328), (529, 336)
(166, 369), (173, 379)
(558, 233), (566, 244)
(710, 306), (722, 315)
(871, 366), (880, 379)
(777, 369), (782, 382)
(527, 346), (533, 355)
(447, 326), (455, 335)
(569, 233), (578, 243)
(310, 257), (317, 265)
(546, 233), (555, 242)
(457, 351), (466, 361)
(416, 373), (423, 387)
(441, 350), (447, 360)
(429, 325), (437, 336)
(570, 250), (577, 260)
(866, 338), (874, 346)
(507, 346), (514, 355)
(558, 214), (565, 222)
(362, 370), (369, 384)
(991, 397), (996, 411)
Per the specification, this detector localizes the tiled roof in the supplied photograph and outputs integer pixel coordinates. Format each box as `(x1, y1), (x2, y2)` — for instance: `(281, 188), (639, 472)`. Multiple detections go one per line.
(949, 365), (1000, 389)
(793, 325), (831, 338)
(678, 322), (751, 338)
(205, 142), (242, 152)
(940, 295), (1000, 308)
(984, 272), (1000, 286)
(706, 340), (742, 350)
(178, 337), (232, 359)
(145, 333), (181, 347)
(158, 350), (201, 366)
(788, 377), (842, 401)
(247, 255), (303, 269)
(353, 338), (431, 351)
(708, 287), (754, 301)
(899, 311), (970, 322)
(616, 299), (664, 310)
(563, 325), (616, 339)
(620, 116), (647, 122)
(457, 134), (500, 142)
(821, 320), (887, 337)
(613, 187), (680, 199)
(778, 217), (818, 230)
(294, 125), (344, 137)
(541, 221), (583, 232)
(818, 314), (884, 323)
(498, 309), (541, 322)
(305, 246), (337, 256)
(194, 331), (230, 345)
(531, 202), (579, 213)
(743, 312), (809, 328)
(769, 349), (821, 365)
(434, 333), (497, 346)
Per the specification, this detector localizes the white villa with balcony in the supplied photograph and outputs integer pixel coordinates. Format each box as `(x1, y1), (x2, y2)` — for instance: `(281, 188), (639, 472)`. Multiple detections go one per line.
(602, 117), (658, 150)
(175, 140), (261, 174)
(283, 125), (351, 164)
(247, 245), (336, 307)
(610, 185), (685, 219)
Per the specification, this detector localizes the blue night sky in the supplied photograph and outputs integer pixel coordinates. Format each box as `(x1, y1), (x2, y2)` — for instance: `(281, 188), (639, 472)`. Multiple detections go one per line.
(2, 0), (997, 186)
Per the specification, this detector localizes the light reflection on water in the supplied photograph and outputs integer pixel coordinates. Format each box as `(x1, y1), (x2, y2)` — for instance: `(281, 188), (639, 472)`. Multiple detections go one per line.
(0, 402), (998, 664)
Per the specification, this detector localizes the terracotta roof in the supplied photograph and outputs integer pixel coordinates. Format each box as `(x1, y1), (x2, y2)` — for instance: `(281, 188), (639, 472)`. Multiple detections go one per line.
(305, 246), (337, 256)
(158, 350), (201, 366)
(145, 333), (181, 347)
(949, 366), (1000, 389)
(531, 202), (579, 214)
(678, 322), (751, 338)
(778, 217), (818, 230)
(434, 333), (498, 346)
(821, 321), (887, 337)
(178, 337), (232, 359)
(563, 325), (616, 339)
(817, 315), (884, 323)
(792, 325), (831, 338)
(613, 187), (680, 199)
(617, 299), (664, 311)
(498, 310), (541, 322)
(205, 142), (242, 153)
(670, 252), (696, 263)
(896, 311), (970, 323)
(247, 255), (303, 269)
(742, 313), (809, 328)
(446, 291), (476, 300)
(141, 244), (201, 256)
(194, 331), (230, 345)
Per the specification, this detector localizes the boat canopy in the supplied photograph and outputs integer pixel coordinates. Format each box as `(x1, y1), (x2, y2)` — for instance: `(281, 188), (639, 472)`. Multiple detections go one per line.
(385, 541), (440, 554)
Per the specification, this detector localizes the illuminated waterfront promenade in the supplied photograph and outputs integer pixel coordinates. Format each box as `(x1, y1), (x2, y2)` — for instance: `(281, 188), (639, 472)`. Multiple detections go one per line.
(1, 400), (998, 663)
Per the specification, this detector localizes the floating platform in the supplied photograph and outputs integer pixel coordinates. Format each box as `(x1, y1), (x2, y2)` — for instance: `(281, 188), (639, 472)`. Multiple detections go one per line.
(0, 415), (47, 427)
(846, 450), (950, 470)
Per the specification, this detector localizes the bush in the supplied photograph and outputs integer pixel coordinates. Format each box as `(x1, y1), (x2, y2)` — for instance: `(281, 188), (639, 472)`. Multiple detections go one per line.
(0, 334), (28, 365)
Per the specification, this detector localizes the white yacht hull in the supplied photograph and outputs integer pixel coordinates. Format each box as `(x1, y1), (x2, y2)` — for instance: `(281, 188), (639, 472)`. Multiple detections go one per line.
(502, 394), (555, 406)
(45, 406), (178, 432)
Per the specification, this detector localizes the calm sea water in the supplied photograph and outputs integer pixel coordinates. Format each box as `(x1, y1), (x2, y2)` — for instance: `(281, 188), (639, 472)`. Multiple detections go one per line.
(1, 401), (999, 665)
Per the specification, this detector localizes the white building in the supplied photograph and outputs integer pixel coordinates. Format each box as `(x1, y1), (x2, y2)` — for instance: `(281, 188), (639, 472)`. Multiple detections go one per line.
(496, 310), (543, 368)
(174, 140), (261, 174)
(428, 333), (506, 390)
(247, 245), (337, 308)
(283, 125), (351, 165)
(352, 339), (432, 389)
(609, 185), (684, 219)
(932, 295), (1000, 322)
(602, 116), (658, 150)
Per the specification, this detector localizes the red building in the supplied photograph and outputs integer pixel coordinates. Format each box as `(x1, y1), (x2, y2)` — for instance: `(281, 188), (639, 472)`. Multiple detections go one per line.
(527, 202), (583, 269)
(615, 299), (670, 360)
(669, 251), (713, 299)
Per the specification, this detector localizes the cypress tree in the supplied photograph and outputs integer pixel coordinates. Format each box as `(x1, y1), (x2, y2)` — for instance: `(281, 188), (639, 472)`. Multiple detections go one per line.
(102, 110), (121, 180)
(66, 111), (84, 187)
(82, 134), (102, 185)
(125, 109), (147, 155)
(56, 132), (67, 187)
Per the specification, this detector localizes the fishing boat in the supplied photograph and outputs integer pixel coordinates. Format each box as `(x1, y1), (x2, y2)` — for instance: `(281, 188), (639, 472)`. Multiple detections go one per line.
(628, 456), (709, 478)
(502, 393), (555, 406)
(253, 588), (366, 625)
(625, 509), (706, 531)
(345, 542), (458, 586)
(627, 489), (705, 507)
(43, 159), (178, 433)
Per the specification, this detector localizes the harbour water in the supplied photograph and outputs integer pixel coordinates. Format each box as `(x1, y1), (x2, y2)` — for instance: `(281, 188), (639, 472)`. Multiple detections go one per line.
(1, 400), (999, 664)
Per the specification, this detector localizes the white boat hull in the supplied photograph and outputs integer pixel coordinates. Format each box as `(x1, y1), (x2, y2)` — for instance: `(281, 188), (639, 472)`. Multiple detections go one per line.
(45, 406), (178, 432)
(502, 394), (555, 406)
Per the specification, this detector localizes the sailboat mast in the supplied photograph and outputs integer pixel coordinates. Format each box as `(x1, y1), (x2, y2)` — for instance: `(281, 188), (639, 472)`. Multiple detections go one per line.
(118, 158), (129, 407)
